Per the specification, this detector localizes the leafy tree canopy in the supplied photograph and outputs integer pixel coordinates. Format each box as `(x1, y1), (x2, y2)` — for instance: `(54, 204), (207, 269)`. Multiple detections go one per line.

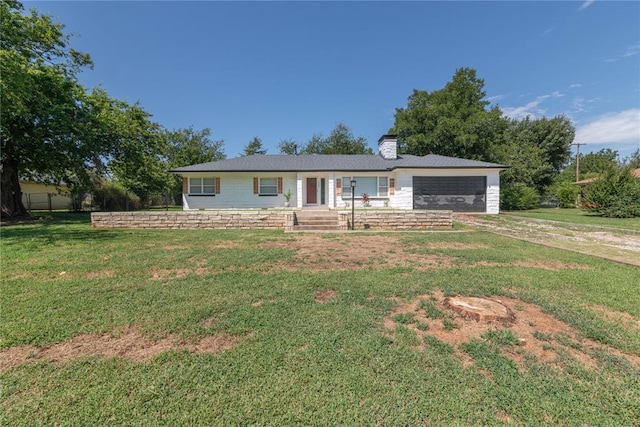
(1, 0), (96, 217)
(242, 137), (267, 156)
(496, 116), (575, 195)
(390, 67), (505, 161)
(277, 138), (298, 155)
(558, 148), (619, 182)
(623, 148), (640, 169)
(0, 1), (168, 216)
(298, 123), (373, 155)
(165, 127), (226, 204)
(165, 127), (225, 169)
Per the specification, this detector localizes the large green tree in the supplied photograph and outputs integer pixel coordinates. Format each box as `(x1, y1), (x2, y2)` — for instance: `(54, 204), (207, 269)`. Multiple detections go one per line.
(1, 1), (170, 216)
(390, 67), (505, 160)
(558, 148), (619, 182)
(277, 138), (298, 155)
(298, 123), (373, 155)
(497, 116), (575, 195)
(165, 127), (226, 203)
(1, 0), (95, 217)
(107, 99), (168, 205)
(242, 137), (267, 156)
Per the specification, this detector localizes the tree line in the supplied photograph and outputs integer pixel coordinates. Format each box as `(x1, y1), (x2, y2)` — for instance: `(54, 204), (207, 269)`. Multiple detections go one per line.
(3, 2), (637, 218)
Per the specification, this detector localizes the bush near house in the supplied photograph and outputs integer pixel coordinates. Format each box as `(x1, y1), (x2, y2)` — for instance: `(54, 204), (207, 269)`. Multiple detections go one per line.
(581, 166), (640, 218)
(500, 183), (539, 210)
(92, 182), (141, 211)
(551, 180), (580, 208)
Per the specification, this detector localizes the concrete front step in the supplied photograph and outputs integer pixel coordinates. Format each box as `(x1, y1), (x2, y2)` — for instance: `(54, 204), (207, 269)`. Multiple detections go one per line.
(291, 225), (340, 231)
(292, 212), (340, 232)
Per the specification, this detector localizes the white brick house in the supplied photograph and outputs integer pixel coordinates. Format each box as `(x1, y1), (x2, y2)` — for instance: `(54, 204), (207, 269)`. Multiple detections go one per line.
(170, 135), (507, 214)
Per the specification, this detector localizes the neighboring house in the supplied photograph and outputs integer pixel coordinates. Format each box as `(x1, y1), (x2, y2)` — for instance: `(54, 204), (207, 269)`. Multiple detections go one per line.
(20, 180), (72, 211)
(574, 168), (640, 187)
(170, 135), (508, 214)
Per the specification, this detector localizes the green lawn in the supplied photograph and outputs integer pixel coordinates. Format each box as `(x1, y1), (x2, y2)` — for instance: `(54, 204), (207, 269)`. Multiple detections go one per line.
(1, 213), (639, 425)
(504, 208), (640, 231)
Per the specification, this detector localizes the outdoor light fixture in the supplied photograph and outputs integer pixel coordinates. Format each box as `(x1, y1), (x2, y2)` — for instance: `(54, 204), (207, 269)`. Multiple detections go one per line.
(350, 179), (356, 231)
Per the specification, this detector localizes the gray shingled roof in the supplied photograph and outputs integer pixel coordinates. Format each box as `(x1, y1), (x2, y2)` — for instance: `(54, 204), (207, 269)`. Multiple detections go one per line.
(170, 154), (508, 173)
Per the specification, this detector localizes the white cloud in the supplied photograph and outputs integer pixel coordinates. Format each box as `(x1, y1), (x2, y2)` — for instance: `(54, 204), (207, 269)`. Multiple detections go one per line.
(622, 43), (640, 58)
(578, 0), (595, 11)
(486, 94), (505, 103)
(502, 92), (564, 120)
(575, 109), (640, 145)
(605, 43), (640, 62)
(541, 27), (555, 37)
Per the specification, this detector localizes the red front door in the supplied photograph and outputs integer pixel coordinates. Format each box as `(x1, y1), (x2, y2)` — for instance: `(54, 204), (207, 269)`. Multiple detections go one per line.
(306, 178), (317, 204)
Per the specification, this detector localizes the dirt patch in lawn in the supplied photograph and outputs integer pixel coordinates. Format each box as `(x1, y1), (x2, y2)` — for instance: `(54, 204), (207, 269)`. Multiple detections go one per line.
(589, 305), (640, 330)
(163, 245), (189, 250)
(315, 289), (338, 303)
(0, 326), (243, 371)
(384, 291), (640, 371)
(261, 235), (454, 272)
(150, 267), (209, 279)
(426, 242), (489, 250)
(85, 270), (114, 279)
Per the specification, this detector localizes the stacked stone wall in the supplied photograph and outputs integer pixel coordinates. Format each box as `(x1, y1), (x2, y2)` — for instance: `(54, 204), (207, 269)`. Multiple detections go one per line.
(91, 211), (287, 229)
(91, 210), (452, 230)
(343, 210), (452, 230)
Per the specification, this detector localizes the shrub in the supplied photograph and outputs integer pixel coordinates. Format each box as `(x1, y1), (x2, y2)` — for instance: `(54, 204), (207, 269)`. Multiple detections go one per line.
(93, 182), (141, 211)
(552, 180), (579, 208)
(581, 166), (640, 218)
(500, 183), (539, 210)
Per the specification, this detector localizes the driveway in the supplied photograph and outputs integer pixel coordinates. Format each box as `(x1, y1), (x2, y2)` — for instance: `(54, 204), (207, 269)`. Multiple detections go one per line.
(455, 214), (640, 267)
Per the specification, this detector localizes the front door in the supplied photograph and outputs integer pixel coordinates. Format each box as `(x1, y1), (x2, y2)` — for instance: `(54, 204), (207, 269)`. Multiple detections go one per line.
(306, 178), (317, 204)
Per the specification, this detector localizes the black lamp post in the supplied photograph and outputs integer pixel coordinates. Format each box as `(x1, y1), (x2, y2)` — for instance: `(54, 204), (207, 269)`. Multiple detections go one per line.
(350, 179), (356, 230)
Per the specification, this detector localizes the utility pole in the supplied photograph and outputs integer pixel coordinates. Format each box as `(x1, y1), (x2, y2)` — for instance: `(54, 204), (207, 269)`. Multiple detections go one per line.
(571, 143), (586, 182)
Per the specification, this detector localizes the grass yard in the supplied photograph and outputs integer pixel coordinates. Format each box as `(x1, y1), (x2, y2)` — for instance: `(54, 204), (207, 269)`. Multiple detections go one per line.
(1, 213), (639, 425)
(504, 208), (640, 231)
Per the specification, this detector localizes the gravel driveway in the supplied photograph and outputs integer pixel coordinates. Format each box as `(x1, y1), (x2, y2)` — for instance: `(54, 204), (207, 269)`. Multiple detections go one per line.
(455, 214), (640, 267)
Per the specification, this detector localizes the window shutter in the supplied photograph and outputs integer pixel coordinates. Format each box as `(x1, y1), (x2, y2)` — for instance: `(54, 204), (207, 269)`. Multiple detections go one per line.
(277, 177), (283, 194)
(215, 177), (221, 194)
(253, 177), (259, 194)
(389, 178), (395, 196)
(336, 178), (342, 196)
(182, 177), (188, 194)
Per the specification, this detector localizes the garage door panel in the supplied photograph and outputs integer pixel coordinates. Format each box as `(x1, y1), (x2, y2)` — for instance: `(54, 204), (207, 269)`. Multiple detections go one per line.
(413, 176), (486, 212)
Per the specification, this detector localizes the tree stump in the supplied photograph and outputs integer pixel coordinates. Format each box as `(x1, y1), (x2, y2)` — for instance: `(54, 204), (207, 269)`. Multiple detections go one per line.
(443, 296), (515, 323)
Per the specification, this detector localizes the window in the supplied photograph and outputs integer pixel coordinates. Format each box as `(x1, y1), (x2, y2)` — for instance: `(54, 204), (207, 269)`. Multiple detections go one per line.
(378, 177), (388, 197)
(189, 178), (216, 195)
(259, 177), (278, 196)
(341, 176), (390, 198)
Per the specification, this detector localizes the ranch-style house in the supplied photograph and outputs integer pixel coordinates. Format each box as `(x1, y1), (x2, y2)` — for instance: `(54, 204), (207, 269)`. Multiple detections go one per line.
(170, 135), (508, 214)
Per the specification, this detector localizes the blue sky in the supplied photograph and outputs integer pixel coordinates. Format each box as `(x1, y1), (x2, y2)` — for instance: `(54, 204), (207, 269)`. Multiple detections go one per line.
(27, 1), (640, 160)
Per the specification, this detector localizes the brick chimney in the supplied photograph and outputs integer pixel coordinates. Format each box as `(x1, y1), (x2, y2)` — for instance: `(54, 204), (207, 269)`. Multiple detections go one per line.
(378, 135), (398, 160)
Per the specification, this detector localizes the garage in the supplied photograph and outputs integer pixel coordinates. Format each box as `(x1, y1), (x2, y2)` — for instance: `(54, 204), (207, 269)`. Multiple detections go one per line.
(413, 176), (486, 212)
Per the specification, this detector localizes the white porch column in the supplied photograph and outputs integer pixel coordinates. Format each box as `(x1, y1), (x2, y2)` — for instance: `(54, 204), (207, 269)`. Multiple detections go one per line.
(296, 173), (303, 208)
(328, 173), (335, 208)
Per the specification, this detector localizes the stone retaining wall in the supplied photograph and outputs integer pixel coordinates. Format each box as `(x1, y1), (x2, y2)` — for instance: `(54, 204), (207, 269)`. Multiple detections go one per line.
(91, 211), (288, 229)
(342, 210), (452, 230)
(91, 210), (452, 230)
